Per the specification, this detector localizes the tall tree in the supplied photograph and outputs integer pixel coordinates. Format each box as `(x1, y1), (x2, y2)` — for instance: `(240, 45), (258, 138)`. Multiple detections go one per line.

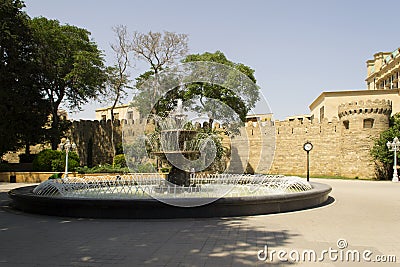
(30, 17), (106, 149)
(131, 31), (188, 116)
(0, 0), (49, 158)
(182, 51), (260, 126)
(103, 25), (133, 162)
(131, 31), (188, 75)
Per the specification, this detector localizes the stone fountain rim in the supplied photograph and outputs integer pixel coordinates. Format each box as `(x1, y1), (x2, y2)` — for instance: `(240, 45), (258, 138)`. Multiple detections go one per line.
(159, 129), (198, 132)
(151, 150), (200, 155)
(8, 182), (332, 219)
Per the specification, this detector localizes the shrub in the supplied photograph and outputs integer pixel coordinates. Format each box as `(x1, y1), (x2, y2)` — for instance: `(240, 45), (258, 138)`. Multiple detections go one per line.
(33, 149), (80, 172)
(75, 162), (156, 174)
(76, 164), (130, 174)
(113, 154), (127, 167)
(48, 172), (63, 179)
(371, 113), (400, 180)
(51, 158), (79, 172)
(136, 162), (155, 173)
(33, 149), (61, 171)
(115, 143), (124, 155)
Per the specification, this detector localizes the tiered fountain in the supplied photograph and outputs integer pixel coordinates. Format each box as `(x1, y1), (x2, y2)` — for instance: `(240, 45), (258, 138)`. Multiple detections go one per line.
(8, 100), (332, 219)
(151, 100), (199, 187)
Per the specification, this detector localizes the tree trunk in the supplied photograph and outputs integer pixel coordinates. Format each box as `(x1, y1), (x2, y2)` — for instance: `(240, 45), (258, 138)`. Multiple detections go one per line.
(25, 141), (30, 155)
(51, 113), (59, 150)
(110, 107), (116, 167)
(208, 118), (214, 131)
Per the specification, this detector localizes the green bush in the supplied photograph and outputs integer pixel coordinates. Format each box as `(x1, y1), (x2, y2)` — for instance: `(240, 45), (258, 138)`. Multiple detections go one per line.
(76, 164), (130, 174)
(48, 172), (63, 179)
(76, 162), (156, 174)
(51, 158), (79, 172)
(136, 162), (156, 173)
(113, 154), (127, 167)
(33, 150), (60, 171)
(115, 143), (124, 155)
(33, 149), (80, 172)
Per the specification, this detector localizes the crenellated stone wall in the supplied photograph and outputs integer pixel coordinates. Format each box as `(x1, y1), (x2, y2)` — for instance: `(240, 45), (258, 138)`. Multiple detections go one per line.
(70, 99), (392, 179)
(270, 99), (391, 178)
(70, 120), (122, 167)
(337, 100), (391, 178)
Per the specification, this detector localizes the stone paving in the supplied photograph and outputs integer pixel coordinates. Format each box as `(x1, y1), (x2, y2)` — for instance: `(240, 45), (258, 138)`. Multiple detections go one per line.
(0, 179), (399, 266)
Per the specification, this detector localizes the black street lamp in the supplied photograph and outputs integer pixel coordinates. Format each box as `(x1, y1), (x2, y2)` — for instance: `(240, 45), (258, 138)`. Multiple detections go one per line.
(303, 141), (313, 182)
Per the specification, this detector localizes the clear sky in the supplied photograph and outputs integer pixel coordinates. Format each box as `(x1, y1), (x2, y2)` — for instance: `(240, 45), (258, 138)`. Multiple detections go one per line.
(25, 0), (400, 120)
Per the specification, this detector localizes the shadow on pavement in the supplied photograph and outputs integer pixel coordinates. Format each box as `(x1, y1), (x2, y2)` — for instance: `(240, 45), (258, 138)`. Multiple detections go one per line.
(0, 191), (327, 266)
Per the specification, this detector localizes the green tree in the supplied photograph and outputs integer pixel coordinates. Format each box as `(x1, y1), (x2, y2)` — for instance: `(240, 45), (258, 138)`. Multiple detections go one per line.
(134, 70), (183, 117)
(182, 51), (260, 126)
(371, 113), (400, 180)
(0, 0), (49, 158)
(30, 17), (107, 149)
(134, 51), (260, 126)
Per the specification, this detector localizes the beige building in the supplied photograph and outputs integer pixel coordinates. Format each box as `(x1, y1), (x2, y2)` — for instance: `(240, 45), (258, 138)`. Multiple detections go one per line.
(309, 89), (400, 122)
(95, 104), (140, 122)
(96, 105), (273, 124)
(245, 113), (273, 122)
(366, 47), (400, 90)
(310, 46), (400, 122)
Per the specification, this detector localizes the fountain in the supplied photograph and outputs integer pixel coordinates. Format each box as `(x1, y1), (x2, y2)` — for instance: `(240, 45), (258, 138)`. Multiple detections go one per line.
(8, 62), (332, 219)
(151, 99), (200, 187)
(8, 102), (332, 218)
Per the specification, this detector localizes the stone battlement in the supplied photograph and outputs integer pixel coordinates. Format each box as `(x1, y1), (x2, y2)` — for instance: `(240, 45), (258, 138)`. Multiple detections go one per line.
(70, 98), (392, 179)
(338, 99), (392, 118)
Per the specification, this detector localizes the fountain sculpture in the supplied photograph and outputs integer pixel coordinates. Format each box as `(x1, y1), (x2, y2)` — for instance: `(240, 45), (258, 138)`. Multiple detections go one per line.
(151, 99), (200, 187)
(8, 62), (332, 219)
(8, 100), (332, 218)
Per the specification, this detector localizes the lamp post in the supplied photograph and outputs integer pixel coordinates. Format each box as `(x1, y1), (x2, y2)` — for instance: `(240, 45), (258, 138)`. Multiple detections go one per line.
(303, 141), (313, 182)
(386, 137), (400, 183)
(59, 139), (76, 179)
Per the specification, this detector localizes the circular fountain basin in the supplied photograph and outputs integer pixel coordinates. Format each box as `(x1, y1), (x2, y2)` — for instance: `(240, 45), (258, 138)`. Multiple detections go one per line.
(8, 177), (331, 219)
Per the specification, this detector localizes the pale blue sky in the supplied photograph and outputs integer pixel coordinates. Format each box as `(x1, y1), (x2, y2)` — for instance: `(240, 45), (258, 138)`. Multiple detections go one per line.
(25, 0), (400, 120)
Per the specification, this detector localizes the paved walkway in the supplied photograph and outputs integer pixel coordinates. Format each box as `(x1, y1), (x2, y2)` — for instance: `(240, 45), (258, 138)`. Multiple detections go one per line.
(0, 179), (399, 266)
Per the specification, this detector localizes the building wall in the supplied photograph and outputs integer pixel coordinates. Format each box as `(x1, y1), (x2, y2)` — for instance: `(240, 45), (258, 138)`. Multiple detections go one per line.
(95, 105), (140, 122)
(309, 90), (400, 122)
(366, 47), (400, 90)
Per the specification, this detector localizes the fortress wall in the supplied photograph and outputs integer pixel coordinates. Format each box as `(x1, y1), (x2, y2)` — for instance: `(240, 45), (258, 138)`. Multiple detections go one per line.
(270, 118), (342, 177)
(338, 100), (391, 178)
(71, 99), (391, 178)
(71, 120), (122, 166)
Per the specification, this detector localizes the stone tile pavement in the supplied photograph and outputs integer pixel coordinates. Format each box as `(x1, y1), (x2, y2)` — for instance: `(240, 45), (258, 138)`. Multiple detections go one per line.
(0, 179), (399, 266)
